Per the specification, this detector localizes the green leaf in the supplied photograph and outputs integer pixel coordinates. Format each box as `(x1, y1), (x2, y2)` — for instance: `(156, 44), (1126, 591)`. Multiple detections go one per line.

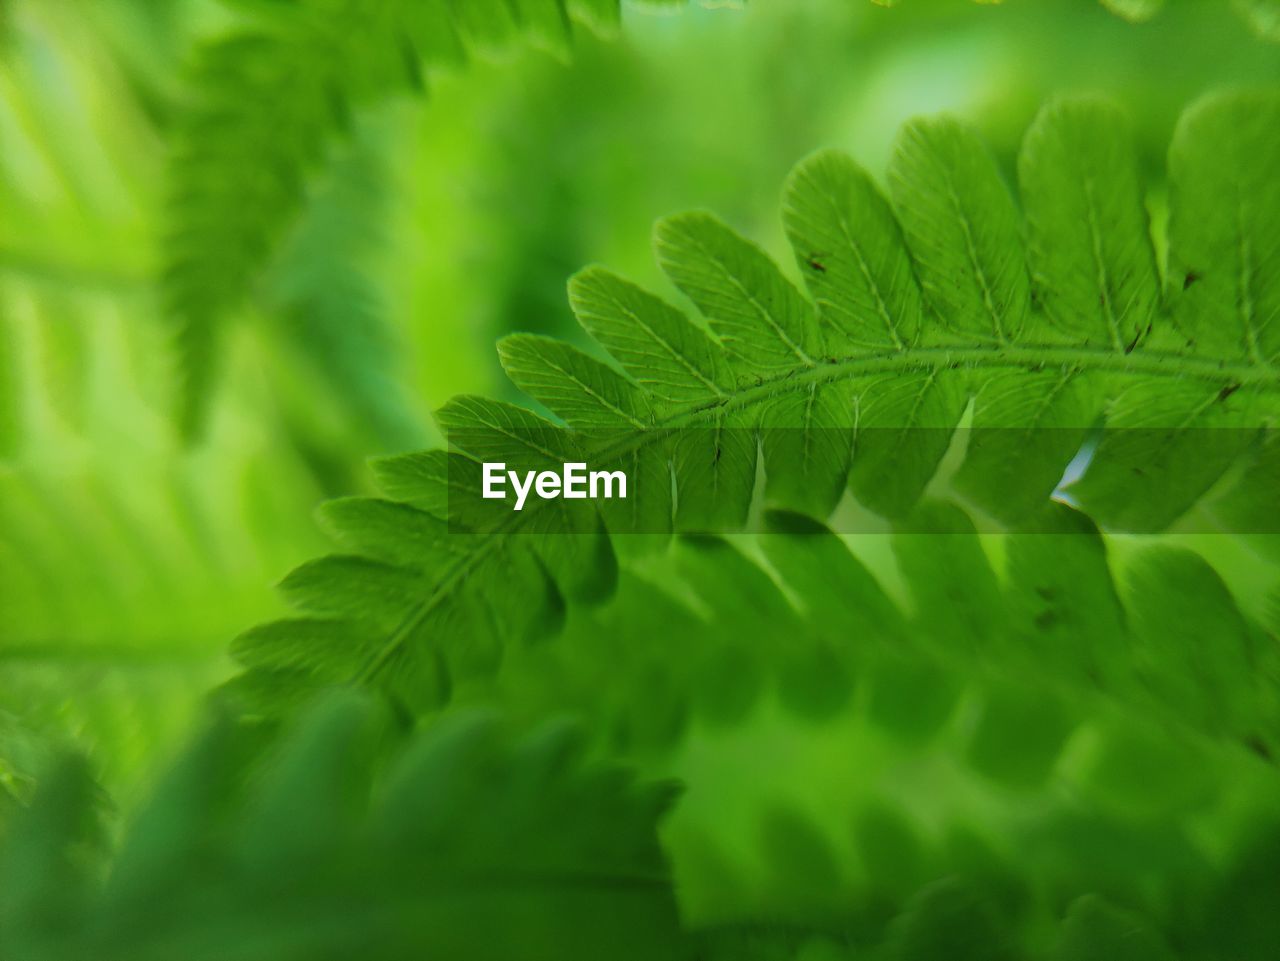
(436, 395), (576, 473)
(1053, 895), (1176, 961)
(1068, 378), (1260, 530)
(953, 368), (1097, 522)
(848, 369), (967, 519)
(231, 618), (372, 683)
(671, 414), (758, 532)
(760, 511), (906, 643)
(279, 555), (423, 631)
(1124, 546), (1259, 737)
(889, 116), (1030, 344)
(784, 148), (922, 351)
(1168, 90), (1280, 365)
(757, 804), (846, 918)
(893, 500), (1004, 652)
(569, 266), (733, 407)
(318, 497), (459, 571)
(498, 333), (653, 429)
(758, 383), (853, 518)
(965, 679), (1074, 788)
(1002, 505), (1129, 685)
(1020, 96), (1159, 351)
(162, 0), (700, 436)
(656, 212), (821, 376)
(1, 698), (689, 961)
(884, 879), (1016, 961)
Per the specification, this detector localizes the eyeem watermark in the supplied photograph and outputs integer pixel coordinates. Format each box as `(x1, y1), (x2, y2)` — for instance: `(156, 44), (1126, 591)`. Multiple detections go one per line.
(482, 462), (628, 511)
(448, 427), (1280, 534)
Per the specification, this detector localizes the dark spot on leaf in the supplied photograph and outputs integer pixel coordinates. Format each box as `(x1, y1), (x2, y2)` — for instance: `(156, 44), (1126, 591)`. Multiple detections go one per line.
(1124, 328), (1142, 354)
(1218, 382), (1241, 402)
(807, 255), (827, 273)
(1183, 270), (1200, 290)
(1034, 609), (1058, 631)
(1034, 585), (1056, 601)
(713, 445), (722, 464)
(1246, 734), (1273, 762)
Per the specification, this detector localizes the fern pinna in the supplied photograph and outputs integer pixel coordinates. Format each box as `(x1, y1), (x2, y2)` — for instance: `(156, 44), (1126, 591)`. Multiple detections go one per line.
(231, 92), (1280, 754)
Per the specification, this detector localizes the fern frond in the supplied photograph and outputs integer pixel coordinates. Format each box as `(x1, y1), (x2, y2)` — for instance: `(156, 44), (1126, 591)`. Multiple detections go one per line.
(499, 504), (1280, 772)
(0, 696), (685, 961)
(260, 113), (426, 454)
(234, 92), (1280, 730)
(5, 691), (1279, 958)
(163, 0), (724, 436)
(0, 5), (338, 815)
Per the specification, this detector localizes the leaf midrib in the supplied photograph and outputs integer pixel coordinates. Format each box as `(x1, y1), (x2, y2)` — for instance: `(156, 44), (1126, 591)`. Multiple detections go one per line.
(358, 337), (1278, 685)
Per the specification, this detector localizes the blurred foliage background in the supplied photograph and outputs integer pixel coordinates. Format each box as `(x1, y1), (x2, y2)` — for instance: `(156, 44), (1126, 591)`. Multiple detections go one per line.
(2, 0), (1279, 952)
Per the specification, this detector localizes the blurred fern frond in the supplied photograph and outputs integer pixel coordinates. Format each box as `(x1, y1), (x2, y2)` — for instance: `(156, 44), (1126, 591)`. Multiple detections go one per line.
(0, 696), (687, 961)
(0, 1), (334, 812)
(4, 690), (1280, 959)
(163, 0), (728, 436)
